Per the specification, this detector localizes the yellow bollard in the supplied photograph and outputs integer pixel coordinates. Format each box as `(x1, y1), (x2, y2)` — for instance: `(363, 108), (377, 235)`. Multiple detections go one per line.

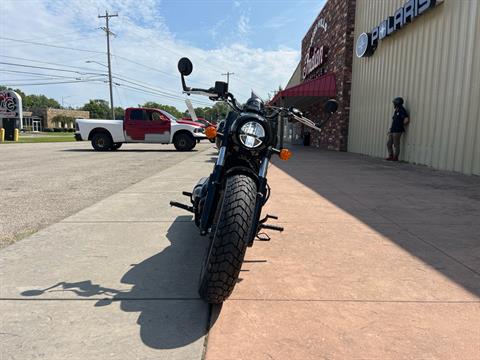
(0, 128), (4, 142)
(14, 128), (19, 142)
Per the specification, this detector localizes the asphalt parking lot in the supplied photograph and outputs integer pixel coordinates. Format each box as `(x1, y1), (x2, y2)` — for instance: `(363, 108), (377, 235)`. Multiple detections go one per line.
(0, 141), (212, 248)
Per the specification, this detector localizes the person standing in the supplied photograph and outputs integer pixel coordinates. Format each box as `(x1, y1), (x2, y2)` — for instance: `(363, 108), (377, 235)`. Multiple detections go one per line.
(386, 97), (410, 161)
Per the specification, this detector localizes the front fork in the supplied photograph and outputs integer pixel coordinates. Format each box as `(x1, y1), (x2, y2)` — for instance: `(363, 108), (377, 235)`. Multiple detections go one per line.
(247, 154), (283, 245)
(199, 146), (226, 235)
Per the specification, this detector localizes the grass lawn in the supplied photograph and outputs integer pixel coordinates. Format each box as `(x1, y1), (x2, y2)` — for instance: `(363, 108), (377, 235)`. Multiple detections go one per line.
(40, 132), (74, 136)
(19, 136), (75, 143)
(0, 136), (75, 143)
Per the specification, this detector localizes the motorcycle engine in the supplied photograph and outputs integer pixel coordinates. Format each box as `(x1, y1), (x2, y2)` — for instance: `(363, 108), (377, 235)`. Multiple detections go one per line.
(192, 177), (209, 226)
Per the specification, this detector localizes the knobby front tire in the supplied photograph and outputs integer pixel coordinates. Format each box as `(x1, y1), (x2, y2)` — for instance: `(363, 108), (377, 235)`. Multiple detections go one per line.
(199, 174), (257, 304)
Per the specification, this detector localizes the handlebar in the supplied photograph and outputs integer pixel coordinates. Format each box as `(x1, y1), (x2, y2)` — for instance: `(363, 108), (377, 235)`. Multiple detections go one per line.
(183, 86), (244, 113)
(184, 88), (219, 98)
(265, 106), (322, 132)
(181, 72), (322, 132)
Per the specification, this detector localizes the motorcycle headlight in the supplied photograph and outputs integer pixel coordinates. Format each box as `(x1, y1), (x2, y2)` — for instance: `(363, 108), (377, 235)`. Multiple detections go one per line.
(238, 121), (265, 149)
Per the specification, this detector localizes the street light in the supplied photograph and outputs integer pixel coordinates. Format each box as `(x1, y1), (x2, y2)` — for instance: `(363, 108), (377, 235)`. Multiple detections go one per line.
(85, 60), (114, 119)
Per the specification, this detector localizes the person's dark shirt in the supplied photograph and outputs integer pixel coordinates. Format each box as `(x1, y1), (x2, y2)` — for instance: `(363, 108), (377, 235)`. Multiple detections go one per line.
(390, 106), (409, 133)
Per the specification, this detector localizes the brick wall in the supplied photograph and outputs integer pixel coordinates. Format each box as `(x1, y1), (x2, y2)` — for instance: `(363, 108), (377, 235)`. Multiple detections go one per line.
(33, 108), (90, 128)
(300, 0), (356, 151)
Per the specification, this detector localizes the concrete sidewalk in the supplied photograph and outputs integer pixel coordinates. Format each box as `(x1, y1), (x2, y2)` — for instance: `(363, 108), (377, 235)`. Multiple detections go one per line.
(205, 147), (480, 359)
(0, 147), (217, 360)
(1, 145), (479, 359)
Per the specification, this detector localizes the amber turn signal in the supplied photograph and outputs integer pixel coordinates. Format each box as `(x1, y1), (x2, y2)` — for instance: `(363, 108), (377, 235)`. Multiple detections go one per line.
(205, 126), (217, 139)
(279, 148), (292, 161)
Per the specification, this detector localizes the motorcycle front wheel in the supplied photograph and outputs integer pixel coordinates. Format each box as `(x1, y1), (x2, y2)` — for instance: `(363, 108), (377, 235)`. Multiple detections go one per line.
(199, 174), (257, 304)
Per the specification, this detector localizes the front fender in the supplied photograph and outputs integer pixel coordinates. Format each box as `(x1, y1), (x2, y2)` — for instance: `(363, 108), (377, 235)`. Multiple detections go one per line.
(225, 166), (259, 188)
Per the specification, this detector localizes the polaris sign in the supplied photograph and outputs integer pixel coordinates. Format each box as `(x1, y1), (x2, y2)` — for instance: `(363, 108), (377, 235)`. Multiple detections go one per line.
(356, 0), (441, 58)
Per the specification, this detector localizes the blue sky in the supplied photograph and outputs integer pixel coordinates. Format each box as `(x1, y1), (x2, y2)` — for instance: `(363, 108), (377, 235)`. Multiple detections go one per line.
(1, 0), (325, 111)
(162, 0), (324, 50)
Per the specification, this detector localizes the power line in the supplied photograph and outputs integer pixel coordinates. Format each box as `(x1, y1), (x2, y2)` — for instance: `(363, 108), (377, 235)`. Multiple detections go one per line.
(114, 82), (212, 106)
(1, 78), (75, 82)
(0, 37), (105, 54)
(113, 81), (212, 106)
(109, 43), (211, 104)
(1, 79), (107, 86)
(112, 75), (185, 99)
(117, 86), (213, 108)
(0, 61), (107, 76)
(0, 36), (206, 87)
(6, 30), (97, 43)
(5, 34), (104, 49)
(112, 54), (213, 89)
(0, 39), (246, 107)
(0, 55), (108, 72)
(121, 36), (252, 98)
(0, 37), (260, 98)
(110, 73), (216, 107)
(0, 69), (84, 79)
(0, 43), (251, 97)
(0, 60), (210, 106)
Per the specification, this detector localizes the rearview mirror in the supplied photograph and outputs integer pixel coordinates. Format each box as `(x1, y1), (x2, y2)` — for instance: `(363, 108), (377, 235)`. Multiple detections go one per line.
(178, 57), (193, 76)
(325, 99), (338, 114)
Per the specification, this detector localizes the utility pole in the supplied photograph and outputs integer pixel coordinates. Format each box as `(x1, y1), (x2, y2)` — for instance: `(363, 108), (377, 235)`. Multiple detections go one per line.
(221, 71), (235, 86)
(98, 10), (118, 120)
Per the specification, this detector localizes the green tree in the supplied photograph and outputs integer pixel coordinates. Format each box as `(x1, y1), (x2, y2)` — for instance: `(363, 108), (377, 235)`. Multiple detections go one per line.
(80, 99), (111, 119)
(192, 107), (206, 118)
(114, 106), (125, 120)
(24, 94), (60, 109)
(211, 102), (229, 119)
(141, 102), (183, 118)
(194, 103), (229, 122)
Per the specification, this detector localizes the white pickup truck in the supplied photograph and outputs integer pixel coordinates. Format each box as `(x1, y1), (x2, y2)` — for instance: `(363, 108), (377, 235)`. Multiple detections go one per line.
(75, 107), (207, 151)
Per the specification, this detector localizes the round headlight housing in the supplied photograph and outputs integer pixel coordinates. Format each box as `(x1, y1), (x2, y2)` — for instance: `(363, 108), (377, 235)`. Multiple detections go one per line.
(238, 121), (265, 148)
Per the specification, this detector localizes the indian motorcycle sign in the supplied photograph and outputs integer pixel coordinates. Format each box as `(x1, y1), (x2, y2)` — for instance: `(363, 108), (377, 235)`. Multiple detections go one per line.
(303, 45), (328, 80)
(302, 17), (328, 80)
(356, 0), (442, 58)
(0, 90), (22, 119)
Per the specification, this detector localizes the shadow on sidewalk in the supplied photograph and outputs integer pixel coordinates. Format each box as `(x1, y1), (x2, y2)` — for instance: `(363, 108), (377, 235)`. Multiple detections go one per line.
(273, 146), (480, 297)
(21, 216), (219, 349)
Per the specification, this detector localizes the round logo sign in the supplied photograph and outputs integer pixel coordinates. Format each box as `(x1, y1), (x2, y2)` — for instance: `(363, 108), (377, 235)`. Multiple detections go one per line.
(356, 32), (373, 58)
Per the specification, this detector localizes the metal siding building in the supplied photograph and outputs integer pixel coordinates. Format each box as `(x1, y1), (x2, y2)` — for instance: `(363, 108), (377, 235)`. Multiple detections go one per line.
(349, 0), (480, 175)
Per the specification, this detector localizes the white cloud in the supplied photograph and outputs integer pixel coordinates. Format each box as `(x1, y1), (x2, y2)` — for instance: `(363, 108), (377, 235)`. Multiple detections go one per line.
(264, 15), (296, 30)
(237, 15), (250, 35)
(0, 0), (299, 112)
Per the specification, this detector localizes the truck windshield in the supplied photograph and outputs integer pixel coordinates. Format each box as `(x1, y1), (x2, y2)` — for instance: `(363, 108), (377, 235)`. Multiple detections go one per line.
(160, 110), (177, 122)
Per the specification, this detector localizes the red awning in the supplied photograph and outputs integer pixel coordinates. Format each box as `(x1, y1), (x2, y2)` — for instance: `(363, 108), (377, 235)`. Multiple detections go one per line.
(270, 73), (336, 106)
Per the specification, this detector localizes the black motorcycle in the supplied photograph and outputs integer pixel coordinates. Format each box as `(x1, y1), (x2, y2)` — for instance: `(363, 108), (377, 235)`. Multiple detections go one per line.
(170, 57), (337, 303)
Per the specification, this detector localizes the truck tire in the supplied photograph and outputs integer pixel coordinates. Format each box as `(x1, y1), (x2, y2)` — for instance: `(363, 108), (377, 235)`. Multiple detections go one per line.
(199, 174), (257, 304)
(173, 132), (196, 151)
(91, 132), (112, 151)
(111, 143), (122, 150)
